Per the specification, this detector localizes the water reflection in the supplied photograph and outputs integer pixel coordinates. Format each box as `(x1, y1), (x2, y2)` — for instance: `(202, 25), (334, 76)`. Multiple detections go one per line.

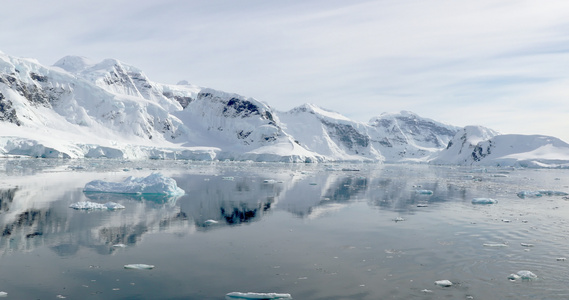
(0, 163), (551, 258)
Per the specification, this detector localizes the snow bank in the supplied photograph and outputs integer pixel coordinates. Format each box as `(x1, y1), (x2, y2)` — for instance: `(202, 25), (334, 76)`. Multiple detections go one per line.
(83, 173), (185, 195)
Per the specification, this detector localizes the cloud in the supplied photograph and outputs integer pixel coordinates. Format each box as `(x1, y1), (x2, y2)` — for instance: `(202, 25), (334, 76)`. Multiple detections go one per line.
(1, 0), (569, 141)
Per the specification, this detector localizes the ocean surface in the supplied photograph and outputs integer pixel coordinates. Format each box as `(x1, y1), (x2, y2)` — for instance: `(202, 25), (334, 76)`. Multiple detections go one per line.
(0, 159), (568, 299)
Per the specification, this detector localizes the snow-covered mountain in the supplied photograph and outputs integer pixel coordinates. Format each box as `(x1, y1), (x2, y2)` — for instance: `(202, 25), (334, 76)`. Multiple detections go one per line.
(2, 50), (569, 167)
(368, 111), (460, 162)
(432, 126), (569, 167)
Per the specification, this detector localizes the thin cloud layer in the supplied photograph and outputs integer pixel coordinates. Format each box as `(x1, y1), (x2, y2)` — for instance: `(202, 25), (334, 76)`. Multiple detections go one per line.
(1, 0), (568, 141)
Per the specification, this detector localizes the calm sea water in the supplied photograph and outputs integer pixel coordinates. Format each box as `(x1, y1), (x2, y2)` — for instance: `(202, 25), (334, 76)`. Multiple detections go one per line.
(1, 159), (569, 299)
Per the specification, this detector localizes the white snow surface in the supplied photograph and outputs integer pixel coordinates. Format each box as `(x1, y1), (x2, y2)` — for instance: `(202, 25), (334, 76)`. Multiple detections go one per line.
(83, 173), (185, 195)
(2, 51), (569, 166)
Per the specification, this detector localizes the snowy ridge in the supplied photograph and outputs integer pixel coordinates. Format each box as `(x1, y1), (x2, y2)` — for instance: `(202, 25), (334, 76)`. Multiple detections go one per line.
(2, 50), (569, 166)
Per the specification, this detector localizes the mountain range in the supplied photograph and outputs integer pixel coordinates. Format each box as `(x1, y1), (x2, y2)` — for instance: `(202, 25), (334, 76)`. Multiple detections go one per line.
(1, 50), (568, 167)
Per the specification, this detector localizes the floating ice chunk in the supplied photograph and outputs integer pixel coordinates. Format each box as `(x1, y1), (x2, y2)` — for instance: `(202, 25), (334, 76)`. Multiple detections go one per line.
(507, 273), (520, 280)
(124, 264), (155, 270)
(517, 190), (569, 199)
(520, 243), (534, 247)
(225, 292), (292, 299)
(421, 289), (433, 293)
(557, 257), (566, 261)
(263, 179), (276, 184)
(415, 190), (433, 195)
(0, 291), (6, 297)
(516, 270), (537, 279)
(417, 203), (429, 207)
(84, 173), (184, 195)
(69, 201), (125, 210)
(517, 191), (542, 198)
(393, 217), (405, 222)
(490, 174), (508, 177)
(471, 198), (498, 204)
(483, 243), (508, 247)
(112, 244), (127, 248)
(204, 219), (219, 225)
(434, 280), (452, 287)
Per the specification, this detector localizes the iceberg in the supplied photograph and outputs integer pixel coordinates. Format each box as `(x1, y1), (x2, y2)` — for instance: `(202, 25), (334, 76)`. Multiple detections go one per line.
(225, 292), (292, 300)
(83, 173), (184, 195)
(69, 201), (125, 210)
(471, 198), (498, 204)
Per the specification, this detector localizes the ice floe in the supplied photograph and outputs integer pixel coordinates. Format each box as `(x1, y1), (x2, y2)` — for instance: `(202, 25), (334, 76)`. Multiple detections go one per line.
(83, 173), (184, 195)
(69, 201), (125, 210)
(483, 243), (508, 247)
(509, 270), (537, 280)
(204, 219), (219, 225)
(471, 198), (498, 204)
(415, 190), (433, 195)
(124, 264), (155, 270)
(0, 291), (6, 297)
(517, 190), (569, 198)
(225, 292), (292, 299)
(434, 280), (452, 287)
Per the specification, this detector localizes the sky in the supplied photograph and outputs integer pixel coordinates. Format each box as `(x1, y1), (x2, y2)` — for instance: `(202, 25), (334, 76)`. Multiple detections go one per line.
(2, 0), (569, 142)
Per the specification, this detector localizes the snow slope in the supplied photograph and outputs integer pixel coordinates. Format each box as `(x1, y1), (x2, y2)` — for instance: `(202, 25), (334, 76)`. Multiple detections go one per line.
(432, 126), (569, 167)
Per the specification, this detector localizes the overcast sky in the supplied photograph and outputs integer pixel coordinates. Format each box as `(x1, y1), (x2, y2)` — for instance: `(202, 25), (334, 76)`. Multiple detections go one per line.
(2, 0), (569, 142)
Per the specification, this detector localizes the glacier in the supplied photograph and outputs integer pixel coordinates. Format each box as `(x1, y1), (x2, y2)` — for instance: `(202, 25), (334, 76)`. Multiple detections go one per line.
(2, 50), (569, 167)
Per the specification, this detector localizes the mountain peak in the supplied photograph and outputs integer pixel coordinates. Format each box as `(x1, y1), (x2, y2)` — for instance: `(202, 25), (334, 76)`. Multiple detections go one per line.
(53, 55), (94, 73)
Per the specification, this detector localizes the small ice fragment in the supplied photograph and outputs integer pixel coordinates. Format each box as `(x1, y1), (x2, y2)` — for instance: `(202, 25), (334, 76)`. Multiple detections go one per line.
(0, 292), (6, 297)
(434, 280), (452, 287)
(483, 243), (508, 247)
(508, 273), (521, 281)
(204, 219), (219, 225)
(417, 203), (429, 207)
(112, 244), (127, 248)
(421, 289), (433, 293)
(124, 264), (155, 270)
(416, 190), (433, 195)
(471, 198), (498, 204)
(539, 190), (569, 196)
(394, 217), (405, 222)
(517, 191), (542, 198)
(56, 295), (66, 299)
(557, 257), (566, 261)
(263, 179), (276, 184)
(225, 292), (292, 299)
(520, 243), (534, 247)
(517, 270), (537, 279)
(502, 219), (511, 223)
